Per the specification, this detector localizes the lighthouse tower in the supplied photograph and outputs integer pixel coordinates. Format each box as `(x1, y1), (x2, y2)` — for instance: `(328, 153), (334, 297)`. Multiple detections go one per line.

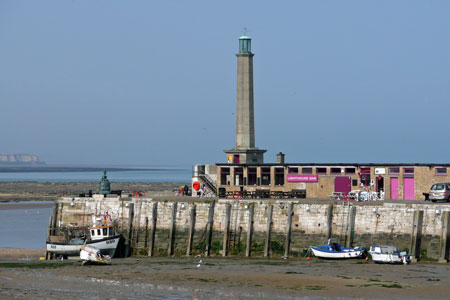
(224, 35), (266, 164)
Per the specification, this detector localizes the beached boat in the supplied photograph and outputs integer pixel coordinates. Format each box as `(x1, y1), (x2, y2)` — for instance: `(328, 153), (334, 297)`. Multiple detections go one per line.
(369, 245), (410, 264)
(310, 241), (365, 259)
(46, 237), (84, 256)
(80, 245), (112, 265)
(46, 224), (120, 257)
(85, 224), (121, 257)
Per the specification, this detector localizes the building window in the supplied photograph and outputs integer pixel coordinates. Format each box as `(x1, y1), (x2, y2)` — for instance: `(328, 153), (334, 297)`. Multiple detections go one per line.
(352, 179), (358, 186)
(302, 167), (313, 174)
(360, 174), (371, 186)
(436, 168), (447, 175)
(248, 167), (257, 185)
(345, 168), (356, 174)
(403, 168), (414, 174)
(234, 167), (243, 186)
(389, 168), (400, 175)
(288, 167), (298, 174)
(316, 167), (327, 174)
(261, 168), (271, 186)
(330, 167), (341, 174)
(275, 168), (285, 185)
(221, 168), (230, 185)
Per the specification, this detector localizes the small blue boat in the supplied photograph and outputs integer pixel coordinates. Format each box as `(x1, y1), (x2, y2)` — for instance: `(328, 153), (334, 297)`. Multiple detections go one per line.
(310, 240), (365, 259)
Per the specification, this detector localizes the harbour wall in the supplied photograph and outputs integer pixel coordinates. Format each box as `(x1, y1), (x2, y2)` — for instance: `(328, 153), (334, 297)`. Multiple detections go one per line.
(54, 196), (450, 261)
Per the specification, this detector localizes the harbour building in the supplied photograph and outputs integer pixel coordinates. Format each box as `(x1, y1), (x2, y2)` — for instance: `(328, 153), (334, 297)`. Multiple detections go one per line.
(192, 35), (450, 201)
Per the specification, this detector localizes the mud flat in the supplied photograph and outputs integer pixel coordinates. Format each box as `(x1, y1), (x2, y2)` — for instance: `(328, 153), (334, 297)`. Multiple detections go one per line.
(0, 248), (46, 259)
(0, 182), (186, 202)
(0, 256), (449, 299)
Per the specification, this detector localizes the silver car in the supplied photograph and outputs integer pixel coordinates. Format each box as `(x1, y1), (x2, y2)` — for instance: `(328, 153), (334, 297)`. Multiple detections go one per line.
(429, 183), (450, 202)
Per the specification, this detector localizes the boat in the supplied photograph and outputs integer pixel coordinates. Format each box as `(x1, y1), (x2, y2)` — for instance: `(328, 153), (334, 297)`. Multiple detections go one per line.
(80, 245), (112, 265)
(85, 224), (121, 257)
(369, 245), (410, 264)
(46, 236), (84, 257)
(310, 240), (365, 259)
(46, 224), (120, 258)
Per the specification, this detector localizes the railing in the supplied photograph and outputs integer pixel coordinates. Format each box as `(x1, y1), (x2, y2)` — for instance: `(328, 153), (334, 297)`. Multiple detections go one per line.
(198, 173), (217, 195)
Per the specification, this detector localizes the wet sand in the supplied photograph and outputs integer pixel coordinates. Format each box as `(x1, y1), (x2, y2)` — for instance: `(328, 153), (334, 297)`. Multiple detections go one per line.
(0, 248), (46, 259)
(1, 252), (450, 300)
(0, 181), (186, 202)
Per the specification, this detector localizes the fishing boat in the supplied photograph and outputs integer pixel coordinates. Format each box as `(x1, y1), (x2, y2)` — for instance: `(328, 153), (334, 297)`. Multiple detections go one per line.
(369, 245), (410, 264)
(46, 236), (84, 257)
(46, 224), (120, 258)
(80, 245), (112, 265)
(85, 224), (121, 257)
(310, 240), (365, 259)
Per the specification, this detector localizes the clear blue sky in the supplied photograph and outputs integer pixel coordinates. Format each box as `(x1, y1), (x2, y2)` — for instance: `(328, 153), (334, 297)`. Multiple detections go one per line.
(1, 1), (449, 166)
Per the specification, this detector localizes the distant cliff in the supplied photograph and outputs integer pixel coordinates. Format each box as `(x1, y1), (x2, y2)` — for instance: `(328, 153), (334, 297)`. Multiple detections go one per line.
(0, 154), (45, 165)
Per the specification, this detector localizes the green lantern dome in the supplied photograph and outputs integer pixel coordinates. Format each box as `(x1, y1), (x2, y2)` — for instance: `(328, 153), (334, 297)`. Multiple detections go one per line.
(239, 35), (252, 54)
(99, 171), (111, 195)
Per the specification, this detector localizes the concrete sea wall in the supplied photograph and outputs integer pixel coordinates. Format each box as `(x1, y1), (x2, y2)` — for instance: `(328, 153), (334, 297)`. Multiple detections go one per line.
(54, 196), (450, 261)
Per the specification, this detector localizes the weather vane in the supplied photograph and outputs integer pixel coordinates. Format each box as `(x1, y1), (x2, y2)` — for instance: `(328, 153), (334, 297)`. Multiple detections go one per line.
(242, 27), (249, 35)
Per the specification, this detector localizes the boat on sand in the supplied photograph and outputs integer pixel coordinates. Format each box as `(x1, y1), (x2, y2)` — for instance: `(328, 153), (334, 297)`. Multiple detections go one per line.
(369, 245), (410, 264)
(310, 240), (365, 259)
(80, 245), (112, 265)
(46, 224), (120, 258)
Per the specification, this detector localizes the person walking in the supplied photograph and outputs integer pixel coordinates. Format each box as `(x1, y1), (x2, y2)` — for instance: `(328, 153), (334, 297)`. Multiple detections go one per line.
(200, 183), (206, 197)
(184, 184), (189, 196)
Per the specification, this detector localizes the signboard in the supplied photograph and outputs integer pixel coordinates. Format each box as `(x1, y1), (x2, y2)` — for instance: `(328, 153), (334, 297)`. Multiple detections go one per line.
(286, 174), (318, 182)
(374, 168), (386, 175)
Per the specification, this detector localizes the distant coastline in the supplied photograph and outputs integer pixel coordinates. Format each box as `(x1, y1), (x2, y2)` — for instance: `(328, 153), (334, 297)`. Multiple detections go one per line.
(0, 166), (186, 173)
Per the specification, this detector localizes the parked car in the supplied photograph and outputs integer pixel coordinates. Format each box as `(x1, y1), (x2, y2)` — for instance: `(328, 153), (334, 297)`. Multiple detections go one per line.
(429, 183), (450, 202)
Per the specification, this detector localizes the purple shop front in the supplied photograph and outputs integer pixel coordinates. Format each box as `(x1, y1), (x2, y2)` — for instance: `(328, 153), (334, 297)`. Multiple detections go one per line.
(286, 174), (318, 182)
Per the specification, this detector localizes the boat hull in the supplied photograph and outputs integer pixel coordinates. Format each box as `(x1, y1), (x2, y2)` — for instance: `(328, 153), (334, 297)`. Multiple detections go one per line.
(86, 235), (120, 257)
(369, 252), (403, 264)
(311, 247), (365, 259)
(80, 245), (112, 265)
(46, 242), (83, 256)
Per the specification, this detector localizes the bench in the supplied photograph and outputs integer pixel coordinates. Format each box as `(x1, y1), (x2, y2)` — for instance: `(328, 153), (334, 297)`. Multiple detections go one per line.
(255, 189), (271, 199)
(290, 189), (306, 198)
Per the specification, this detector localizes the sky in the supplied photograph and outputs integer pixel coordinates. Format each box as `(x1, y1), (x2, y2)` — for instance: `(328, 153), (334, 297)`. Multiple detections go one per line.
(1, 1), (449, 166)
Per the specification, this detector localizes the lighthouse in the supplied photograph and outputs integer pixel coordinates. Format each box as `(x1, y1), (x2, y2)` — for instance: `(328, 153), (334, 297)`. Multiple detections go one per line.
(224, 35), (266, 164)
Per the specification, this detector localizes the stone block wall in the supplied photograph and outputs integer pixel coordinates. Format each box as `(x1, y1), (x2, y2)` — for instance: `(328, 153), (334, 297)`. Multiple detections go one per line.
(56, 196), (450, 260)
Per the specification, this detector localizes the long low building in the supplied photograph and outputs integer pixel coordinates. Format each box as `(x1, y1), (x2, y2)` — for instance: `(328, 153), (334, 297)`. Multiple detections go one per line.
(192, 36), (450, 202)
(193, 163), (450, 201)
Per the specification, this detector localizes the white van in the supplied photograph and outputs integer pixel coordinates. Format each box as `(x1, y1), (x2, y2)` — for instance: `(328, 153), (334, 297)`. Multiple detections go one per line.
(429, 183), (450, 202)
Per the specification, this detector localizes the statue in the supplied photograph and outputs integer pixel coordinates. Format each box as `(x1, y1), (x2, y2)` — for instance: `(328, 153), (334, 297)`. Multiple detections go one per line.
(99, 171), (111, 195)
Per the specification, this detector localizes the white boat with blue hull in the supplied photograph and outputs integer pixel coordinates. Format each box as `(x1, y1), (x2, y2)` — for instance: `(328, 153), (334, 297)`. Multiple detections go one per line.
(310, 241), (365, 259)
(369, 245), (410, 264)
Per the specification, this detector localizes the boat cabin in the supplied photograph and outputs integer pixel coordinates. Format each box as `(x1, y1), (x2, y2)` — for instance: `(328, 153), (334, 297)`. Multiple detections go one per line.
(89, 225), (115, 241)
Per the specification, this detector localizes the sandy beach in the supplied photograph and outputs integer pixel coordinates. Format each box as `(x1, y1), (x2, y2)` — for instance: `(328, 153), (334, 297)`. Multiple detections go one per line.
(1, 250), (450, 300)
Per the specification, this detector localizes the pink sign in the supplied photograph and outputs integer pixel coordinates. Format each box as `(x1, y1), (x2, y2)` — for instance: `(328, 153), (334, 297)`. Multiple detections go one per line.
(286, 174), (318, 182)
